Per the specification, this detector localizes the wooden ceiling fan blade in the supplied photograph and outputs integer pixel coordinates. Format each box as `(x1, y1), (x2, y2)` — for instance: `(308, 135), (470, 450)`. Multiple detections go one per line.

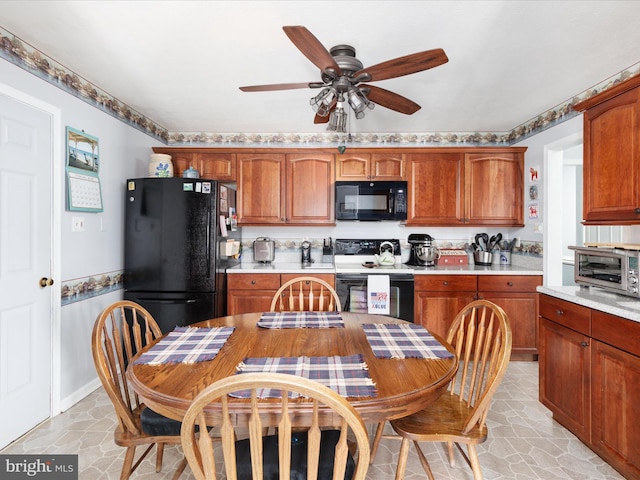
(314, 101), (336, 124)
(363, 85), (421, 114)
(283, 26), (342, 76)
(239, 82), (317, 92)
(356, 48), (448, 82)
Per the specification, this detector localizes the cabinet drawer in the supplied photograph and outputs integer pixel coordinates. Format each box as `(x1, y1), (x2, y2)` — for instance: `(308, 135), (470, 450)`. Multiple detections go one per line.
(228, 273), (281, 290)
(540, 295), (591, 336)
(280, 274), (335, 287)
(592, 310), (640, 357)
(415, 275), (477, 292)
(478, 275), (541, 292)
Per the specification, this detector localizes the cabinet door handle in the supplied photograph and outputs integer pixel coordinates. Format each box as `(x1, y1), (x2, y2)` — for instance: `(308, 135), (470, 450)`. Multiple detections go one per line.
(635, 208), (640, 214)
(556, 309), (564, 316)
(580, 341), (589, 347)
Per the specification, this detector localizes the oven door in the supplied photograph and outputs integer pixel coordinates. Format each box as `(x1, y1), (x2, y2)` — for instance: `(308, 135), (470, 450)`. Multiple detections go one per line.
(335, 273), (414, 322)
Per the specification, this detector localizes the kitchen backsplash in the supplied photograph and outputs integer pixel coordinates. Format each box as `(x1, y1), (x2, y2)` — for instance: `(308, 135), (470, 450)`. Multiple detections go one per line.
(239, 236), (543, 269)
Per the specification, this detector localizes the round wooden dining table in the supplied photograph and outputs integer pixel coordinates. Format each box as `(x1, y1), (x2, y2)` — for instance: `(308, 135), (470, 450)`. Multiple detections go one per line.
(126, 312), (458, 424)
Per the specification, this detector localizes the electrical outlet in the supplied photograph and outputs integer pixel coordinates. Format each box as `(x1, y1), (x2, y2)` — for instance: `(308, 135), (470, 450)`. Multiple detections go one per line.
(72, 216), (85, 232)
(515, 237), (521, 247)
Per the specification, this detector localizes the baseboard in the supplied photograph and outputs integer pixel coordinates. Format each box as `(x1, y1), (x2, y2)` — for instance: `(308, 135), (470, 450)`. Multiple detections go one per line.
(58, 378), (102, 413)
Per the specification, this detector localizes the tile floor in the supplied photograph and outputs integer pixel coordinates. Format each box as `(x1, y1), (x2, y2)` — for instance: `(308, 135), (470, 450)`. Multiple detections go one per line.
(1, 362), (624, 479)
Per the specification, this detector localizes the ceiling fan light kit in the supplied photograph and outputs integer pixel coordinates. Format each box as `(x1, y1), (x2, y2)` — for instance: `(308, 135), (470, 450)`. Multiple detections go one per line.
(239, 26), (448, 133)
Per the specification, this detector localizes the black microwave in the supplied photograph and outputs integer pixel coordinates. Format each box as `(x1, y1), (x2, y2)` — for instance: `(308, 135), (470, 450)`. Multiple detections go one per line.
(335, 181), (407, 221)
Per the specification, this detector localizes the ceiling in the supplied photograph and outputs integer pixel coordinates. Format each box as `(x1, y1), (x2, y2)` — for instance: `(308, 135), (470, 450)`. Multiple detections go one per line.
(1, 1), (640, 140)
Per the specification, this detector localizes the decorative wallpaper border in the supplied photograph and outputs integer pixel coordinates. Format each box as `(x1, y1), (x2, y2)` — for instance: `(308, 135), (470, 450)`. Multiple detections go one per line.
(1, 25), (639, 147)
(61, 270), (124, 306)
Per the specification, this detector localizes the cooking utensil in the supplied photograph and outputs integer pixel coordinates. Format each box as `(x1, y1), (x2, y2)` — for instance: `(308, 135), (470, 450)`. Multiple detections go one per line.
(474, 233), (489, 251)
(488, 233), (503, 252)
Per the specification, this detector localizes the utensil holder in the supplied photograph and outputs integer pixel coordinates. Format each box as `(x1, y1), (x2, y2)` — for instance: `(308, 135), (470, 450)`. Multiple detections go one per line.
(474, 251), (493, 266)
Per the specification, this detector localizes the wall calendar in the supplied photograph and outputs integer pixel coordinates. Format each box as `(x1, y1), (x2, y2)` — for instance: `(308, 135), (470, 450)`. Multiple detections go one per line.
(65, 127), (103, 212)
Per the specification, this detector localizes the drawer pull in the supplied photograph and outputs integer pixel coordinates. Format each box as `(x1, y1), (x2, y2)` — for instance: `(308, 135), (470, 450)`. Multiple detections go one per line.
(507, 281), (513, 287)
(556, 309), (564, 316)
(251, 280), (256, 285)
(580, 341), (589, 347)
(442, 281), (449, 286)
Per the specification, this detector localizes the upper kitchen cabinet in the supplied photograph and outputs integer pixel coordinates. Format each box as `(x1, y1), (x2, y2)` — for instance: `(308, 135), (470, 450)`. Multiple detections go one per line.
(336, 153), (406, 180)
(465, 151), (524, 226)
(406, 148), (525, 226)
(573, 76), (640, 225)
(152, 148), (236, 181)
(237, 152), (334, 225)
(407, 151), (465, 225)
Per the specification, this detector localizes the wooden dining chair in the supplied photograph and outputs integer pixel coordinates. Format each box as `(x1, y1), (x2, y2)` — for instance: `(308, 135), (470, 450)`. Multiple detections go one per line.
(370, 299), (512, 480)
(270, 276), (342, 312)
(91, 300), (187, 480)
(181, 372), (370, 480)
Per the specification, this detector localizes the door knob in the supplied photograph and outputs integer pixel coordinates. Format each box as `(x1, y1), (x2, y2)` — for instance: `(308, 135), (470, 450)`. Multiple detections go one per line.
(39, 277), (54, 288)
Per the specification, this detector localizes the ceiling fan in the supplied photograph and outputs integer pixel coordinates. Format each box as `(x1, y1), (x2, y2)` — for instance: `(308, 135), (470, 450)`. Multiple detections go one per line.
(239, 26), (449, 132)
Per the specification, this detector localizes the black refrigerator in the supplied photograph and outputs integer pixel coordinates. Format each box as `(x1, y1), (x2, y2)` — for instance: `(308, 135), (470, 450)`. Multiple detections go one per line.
(124, 177), (241, 333)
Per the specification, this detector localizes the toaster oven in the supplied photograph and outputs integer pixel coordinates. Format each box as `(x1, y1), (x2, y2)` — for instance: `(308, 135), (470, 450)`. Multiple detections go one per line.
(570, 245), (640, 297)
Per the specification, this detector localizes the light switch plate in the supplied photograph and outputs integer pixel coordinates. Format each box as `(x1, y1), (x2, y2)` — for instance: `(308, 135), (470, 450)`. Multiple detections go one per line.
(72, 216), (85, 232)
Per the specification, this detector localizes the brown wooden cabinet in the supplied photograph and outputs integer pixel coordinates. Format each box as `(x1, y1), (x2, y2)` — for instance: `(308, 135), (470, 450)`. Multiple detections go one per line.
(406, 148), (525, 226)
(479, 275), (540, 357)
(465, 152), (524, 225)
(335, 153), (406, 180)
(227, 273), (335, 315)
(407, 152), (465, 225)
(591, 311), (640, 479)
(573, 76), (640, 225)
(414, 275), (476, 337)
(152, 148), (236, 180)
(538, 295), (592, 443)
(415, 274), (541, 358)
(237, 153), (334, 225)
(539, 294), (640, 479)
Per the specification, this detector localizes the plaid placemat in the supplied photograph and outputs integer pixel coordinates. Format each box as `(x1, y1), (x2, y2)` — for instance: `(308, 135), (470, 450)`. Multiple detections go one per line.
(258, 311), (344, 329)
(232, 354), (376, 398)
(362, 324), (454, 359)
(133, 326), (235, 365)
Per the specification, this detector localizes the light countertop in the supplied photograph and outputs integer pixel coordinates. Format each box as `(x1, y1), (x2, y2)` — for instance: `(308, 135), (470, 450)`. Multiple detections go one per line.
(538, 285), (640, 323)
(227, 262), (543, 275)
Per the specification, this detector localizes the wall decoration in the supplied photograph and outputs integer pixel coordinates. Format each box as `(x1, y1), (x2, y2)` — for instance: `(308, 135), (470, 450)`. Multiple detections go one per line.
(65, 127), (103, 212)
(528, 203), (539, 219)
(529, 166), (540, 183)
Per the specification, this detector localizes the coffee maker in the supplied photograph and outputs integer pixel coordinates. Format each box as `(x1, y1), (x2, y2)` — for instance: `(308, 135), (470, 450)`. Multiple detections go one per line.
(406, 233), (438, 267)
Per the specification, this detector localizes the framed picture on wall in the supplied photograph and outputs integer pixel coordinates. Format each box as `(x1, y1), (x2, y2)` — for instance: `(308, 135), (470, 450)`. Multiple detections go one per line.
(65, 127), (103, 212)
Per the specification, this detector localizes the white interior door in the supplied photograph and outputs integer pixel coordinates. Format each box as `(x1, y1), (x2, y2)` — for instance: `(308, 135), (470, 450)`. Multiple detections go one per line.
(0, 92), (53, 448)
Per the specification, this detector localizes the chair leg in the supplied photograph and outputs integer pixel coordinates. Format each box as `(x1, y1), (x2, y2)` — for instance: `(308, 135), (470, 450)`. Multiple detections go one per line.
(172, 457), (189, 480)
(120, 446), (136, 480)
(467, 444), (483, 480)
(156, 442), (165, 472)
(413, 441), (436, 480)
(370, 422), (385, 463)
(394, 438), (411, 480)
(447, 441), (455, 466)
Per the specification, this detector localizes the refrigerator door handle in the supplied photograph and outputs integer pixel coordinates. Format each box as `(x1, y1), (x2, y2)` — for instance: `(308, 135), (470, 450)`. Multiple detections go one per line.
(138, 298), (198, 305)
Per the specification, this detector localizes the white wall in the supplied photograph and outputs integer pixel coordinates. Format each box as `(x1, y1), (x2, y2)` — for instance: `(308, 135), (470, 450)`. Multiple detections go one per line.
(0, 59), (162, 408)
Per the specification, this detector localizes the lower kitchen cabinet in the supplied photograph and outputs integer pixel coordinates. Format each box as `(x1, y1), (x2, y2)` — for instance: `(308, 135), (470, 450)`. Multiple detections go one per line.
(227, 273), (281, 315)
(479, 275), (541, 358)
(415, 274), (541, 358)
(539, 294), (640, 480)
(414, 275), (476, 335)
(227, 273), (335, 315)
(591, 311), (640, 479)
